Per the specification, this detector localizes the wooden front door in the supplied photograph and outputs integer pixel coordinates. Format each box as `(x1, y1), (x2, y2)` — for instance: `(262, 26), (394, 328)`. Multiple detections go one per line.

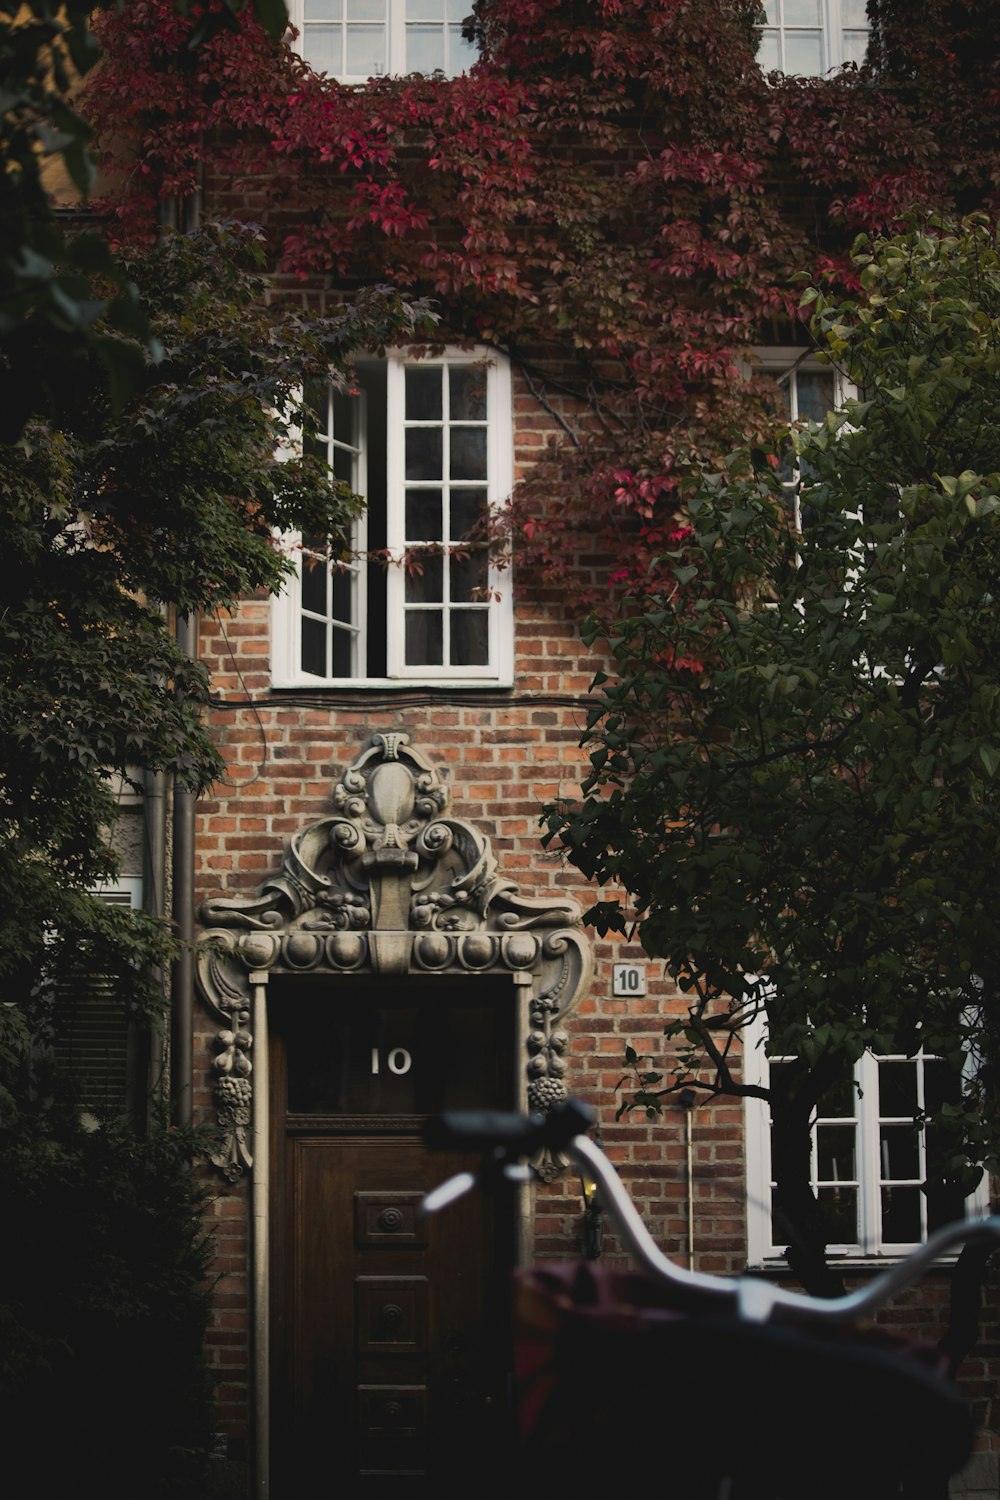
(270, 980), (516, 1495)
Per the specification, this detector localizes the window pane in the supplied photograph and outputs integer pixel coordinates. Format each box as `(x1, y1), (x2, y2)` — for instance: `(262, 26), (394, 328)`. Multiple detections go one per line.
(795, 370), (835, 422)
(450, 487), (487, 542)
(880, 1125), (920, 1181)
(451, 546), (488, 602)
(758, 32), (780, 70)
(406, 367), (442, 420)
(879, 1060), (918, 1117)
(818, 1186), (857, 1243)
(406, 553), (443, 603)
(450, 426), (487, 480)
(332, 445), (355, 484)
(841, 0), (868, 25)
(303, 25), (340, 72)
(305, 0), (342, 20)
(301, 555), (328, 615)
(784, 31), (824, 72)
(405, 611), (443, 665)
(449, 24), (477, 71)
(405, 428), (443, 480)
(450, 366), (487, 420)
(347, 0), (384, 17)
(345, 24), (385, 75)
(762, 1), (778, 20)
(816, 1068), (855, 1119)
(407, 26), (446, 72)
(842, 31), (868, 64)
(924, 1059), (963, 1116)
(366, 559), (387, 676)
(301, 616), (327, 676)
(408, 0), (444, 15)
(784, 0), (820, 21)
(406, 490), (443, 542)
(816, 1125), (855, 1182)
(451, 609), (489, 666)
(331, 623), (353, 677)
(771, 1200), (790, 1244)
(882, 1185), (921, 1243)
(331, 566), (354, 624)
(332, 389), (356, 438)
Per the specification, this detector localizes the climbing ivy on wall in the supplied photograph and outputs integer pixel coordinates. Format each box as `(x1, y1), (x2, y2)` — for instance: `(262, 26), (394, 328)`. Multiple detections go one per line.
(82, 1), (1000, 626)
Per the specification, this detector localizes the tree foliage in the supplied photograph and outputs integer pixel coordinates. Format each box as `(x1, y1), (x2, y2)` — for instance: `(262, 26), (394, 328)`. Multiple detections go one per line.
(545, 215), (1000, 1281)
(0, 1110), (216, 1497)
(0, 0), (292, 437)
(68, 0), (1000, 1288)
(0, 222), (429, 1118)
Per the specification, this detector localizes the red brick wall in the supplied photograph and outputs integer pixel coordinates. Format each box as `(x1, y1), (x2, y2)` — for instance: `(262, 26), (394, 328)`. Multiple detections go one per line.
(190, 345), (999, 1471)
(190, 365), (748, 1442)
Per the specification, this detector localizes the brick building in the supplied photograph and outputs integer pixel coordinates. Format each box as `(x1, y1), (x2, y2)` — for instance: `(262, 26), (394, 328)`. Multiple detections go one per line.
(189, 356), (714, 1491)
(71, 3), (1000, 1495)
(188, 360), (1000, 1497)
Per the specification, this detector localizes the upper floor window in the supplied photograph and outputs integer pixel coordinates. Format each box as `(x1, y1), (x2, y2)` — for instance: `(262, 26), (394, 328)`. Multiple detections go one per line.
(291, 0), (478, 81)
(756, 346), (848, 528)
(745, 1016), (989, 1266)
(758, 0), (869, 76)
(272, 349), (513, 688)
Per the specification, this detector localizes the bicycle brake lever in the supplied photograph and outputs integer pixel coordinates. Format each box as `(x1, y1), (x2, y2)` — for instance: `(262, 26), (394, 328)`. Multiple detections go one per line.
(421, 1171), (476, 1216)
(422, 1162), (535, 1218)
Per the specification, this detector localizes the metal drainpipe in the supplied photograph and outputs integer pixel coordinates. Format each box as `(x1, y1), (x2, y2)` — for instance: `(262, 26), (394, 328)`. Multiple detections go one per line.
(680, 1089), (697, 1270)
(171, 612), (198, 1128)
(143, 766), (168, 1123)
(164, 180), (202, 1131)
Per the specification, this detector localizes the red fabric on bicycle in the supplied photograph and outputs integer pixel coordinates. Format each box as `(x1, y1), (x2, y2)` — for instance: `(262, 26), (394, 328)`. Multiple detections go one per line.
(514, 1262), (973, 1500)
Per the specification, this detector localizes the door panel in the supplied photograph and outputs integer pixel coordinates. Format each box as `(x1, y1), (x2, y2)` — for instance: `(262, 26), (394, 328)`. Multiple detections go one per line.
(270, 982), (515, 1496)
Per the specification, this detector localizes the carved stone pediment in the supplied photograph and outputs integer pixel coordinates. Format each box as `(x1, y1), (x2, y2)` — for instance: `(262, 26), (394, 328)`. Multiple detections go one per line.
(198, 732), (592, 1180)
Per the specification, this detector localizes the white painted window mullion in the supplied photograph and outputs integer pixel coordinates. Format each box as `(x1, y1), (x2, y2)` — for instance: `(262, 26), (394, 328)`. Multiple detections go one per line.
(384, 355), (407, 679)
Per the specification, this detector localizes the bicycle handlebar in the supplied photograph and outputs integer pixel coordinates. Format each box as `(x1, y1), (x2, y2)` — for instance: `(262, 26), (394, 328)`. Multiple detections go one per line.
(422, 1100), (594, 1155)
(424, 1101), (1000, 1327)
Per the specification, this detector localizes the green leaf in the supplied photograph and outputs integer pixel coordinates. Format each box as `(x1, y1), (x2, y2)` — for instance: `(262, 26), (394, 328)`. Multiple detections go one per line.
(979, 745), (1000, 778)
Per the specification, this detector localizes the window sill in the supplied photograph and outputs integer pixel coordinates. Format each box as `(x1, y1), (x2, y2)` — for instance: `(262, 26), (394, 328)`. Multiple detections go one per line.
(270, 676), (514, 693)
(747, 1252), (963, 1275)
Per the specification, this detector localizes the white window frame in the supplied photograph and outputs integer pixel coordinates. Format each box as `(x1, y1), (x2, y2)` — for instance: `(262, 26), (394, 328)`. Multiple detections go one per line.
(744, 1010), (991, 1268)
(756, 346), (850, 426)
(758, 1), (869, 77)
(755, 346), (852, 531)
(288, 0), (477, 83)
(94, 877), (144, 909)
(272, 347), (514, 689)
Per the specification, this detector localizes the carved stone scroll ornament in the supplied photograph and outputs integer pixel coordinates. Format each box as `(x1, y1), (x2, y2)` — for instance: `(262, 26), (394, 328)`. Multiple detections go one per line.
(197, 732), (593, 1180)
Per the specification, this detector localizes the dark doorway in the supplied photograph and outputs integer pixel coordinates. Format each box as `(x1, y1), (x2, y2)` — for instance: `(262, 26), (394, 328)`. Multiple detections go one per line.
(269, 978), (517, 1495)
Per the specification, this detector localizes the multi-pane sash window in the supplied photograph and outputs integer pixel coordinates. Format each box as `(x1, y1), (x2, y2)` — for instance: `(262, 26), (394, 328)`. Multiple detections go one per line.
(746, 1027), (987, 1264)
(758, 0), (869, 75)
(292, 0), (477, 81)
(756, 347), (845, 529)
(274, 350), (513, 686)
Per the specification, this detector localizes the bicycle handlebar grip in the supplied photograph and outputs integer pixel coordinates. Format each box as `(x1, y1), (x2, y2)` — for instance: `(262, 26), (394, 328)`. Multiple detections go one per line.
(423, 1099), (595, 1154)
